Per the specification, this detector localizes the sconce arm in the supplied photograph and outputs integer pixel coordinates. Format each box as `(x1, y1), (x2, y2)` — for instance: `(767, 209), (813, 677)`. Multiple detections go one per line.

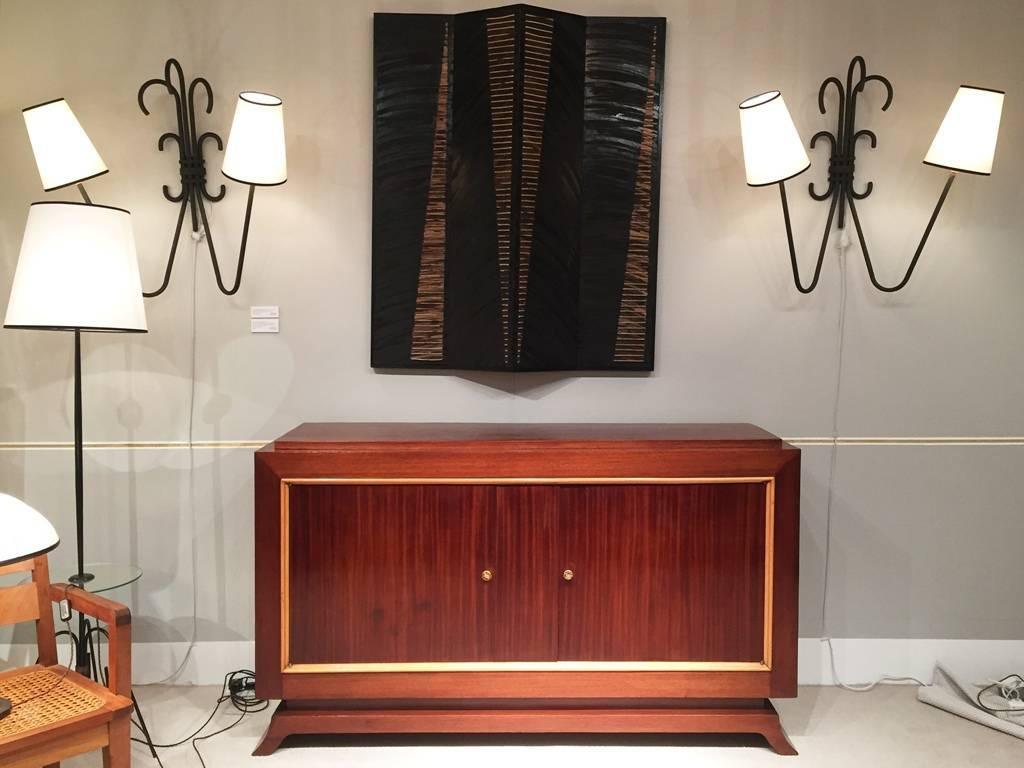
(142, 200), (188, 298)
(196, 184), (256, 296)
(778, 180), (838, 294)
(847, 173), (956, 293)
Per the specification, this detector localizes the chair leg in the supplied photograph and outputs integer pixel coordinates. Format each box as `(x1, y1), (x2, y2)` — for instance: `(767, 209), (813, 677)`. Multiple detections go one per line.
(103, 714), (131, 768)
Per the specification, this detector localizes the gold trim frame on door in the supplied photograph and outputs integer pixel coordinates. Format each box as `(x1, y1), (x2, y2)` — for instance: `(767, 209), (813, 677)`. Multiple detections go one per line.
(278, 476), (776, 674)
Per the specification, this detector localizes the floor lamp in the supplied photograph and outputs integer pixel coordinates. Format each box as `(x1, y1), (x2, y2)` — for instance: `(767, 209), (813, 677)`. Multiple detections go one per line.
(4, 200), (147, 674)
(9, 100), (148, 589)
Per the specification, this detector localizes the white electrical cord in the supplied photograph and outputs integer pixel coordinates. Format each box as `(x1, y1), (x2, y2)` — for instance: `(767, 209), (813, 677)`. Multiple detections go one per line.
(819, 226), (926, 691)
(137, 229), (203, 685)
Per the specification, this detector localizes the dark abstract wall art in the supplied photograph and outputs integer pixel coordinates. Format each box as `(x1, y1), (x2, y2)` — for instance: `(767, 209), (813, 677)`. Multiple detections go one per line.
(371, 5), (666, 371)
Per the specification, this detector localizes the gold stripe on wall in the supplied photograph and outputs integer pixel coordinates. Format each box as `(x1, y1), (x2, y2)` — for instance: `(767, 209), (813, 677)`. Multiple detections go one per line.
(2, 437), (1024, 452)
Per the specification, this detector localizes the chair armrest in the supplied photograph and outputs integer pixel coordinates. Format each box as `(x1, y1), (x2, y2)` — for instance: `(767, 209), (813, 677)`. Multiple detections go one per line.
(50, 583), (131, 627)
(51, 583), (133, 697)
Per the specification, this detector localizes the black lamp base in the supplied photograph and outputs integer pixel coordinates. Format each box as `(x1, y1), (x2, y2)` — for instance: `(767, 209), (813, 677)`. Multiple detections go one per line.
(68, 572), (95, 586)
(0, 696), (11, 720)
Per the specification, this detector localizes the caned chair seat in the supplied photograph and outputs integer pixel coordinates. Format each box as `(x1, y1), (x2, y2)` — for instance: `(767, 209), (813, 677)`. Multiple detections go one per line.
(0, 665), (132, 756)
(0, 557), (133, 767)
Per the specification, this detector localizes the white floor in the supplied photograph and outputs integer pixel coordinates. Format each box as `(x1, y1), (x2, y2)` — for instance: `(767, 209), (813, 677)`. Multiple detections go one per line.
(61, 685), (1022, 768)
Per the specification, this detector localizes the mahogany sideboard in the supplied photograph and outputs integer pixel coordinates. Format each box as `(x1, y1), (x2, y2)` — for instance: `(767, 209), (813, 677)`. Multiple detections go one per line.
(253, 423), (800, 755)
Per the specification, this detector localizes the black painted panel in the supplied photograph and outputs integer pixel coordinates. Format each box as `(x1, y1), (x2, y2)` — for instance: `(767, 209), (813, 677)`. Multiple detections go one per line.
(370, 6), (665, 372)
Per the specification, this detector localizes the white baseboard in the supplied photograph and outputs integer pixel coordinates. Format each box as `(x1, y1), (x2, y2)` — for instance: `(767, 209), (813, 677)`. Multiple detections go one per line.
(797, 638), (1024, 686)
(4, 639), (1022, 687)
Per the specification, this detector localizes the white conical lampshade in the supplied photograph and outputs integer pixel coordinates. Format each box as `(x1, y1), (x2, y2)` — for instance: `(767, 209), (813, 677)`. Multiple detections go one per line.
(0, 493), (59, 566)
(739, 90), (811, 186)
(4, 202), (148, 333)
(222, 92), (287, 186)
(22, 98), (108, 192)
(923, 85), (1004, 175)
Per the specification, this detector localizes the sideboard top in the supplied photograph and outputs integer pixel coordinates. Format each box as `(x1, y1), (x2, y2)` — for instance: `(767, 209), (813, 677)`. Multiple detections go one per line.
(269, 423), (786, 451)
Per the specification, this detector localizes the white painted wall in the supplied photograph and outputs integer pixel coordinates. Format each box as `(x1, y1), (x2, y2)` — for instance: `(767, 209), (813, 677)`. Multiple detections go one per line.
(1, 0), (1022, 678)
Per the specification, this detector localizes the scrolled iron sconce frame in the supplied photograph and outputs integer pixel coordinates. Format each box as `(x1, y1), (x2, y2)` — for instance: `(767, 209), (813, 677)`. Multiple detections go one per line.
(742, 55), (1004, 295)
(782, 56), (956, 294)
(138, 58), (272, 297)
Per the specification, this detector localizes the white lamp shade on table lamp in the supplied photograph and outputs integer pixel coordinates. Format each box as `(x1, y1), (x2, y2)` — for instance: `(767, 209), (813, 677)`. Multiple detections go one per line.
(0, 493), (59, 566)
(739, 91), (811, 186)
(22, 98), (108, 192)
(923, 85), (1004, 175)
(222, 91), (287, 186)
(4, 202), (147, 333)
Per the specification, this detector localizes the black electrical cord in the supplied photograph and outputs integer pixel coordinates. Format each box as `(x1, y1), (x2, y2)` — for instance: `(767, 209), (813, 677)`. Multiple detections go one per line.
(975, 673), (1024, 714)
(130, 670), (267, 767)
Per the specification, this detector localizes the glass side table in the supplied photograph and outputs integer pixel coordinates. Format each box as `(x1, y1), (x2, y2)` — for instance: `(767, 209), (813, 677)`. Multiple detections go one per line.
(58, 561), (157, 760)
(67, 562), (143, 594)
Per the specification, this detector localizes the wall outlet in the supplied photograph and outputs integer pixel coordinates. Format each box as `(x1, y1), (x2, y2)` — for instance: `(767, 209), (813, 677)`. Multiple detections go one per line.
(251, 318), (280, 333)
(250, 305), (280, 319)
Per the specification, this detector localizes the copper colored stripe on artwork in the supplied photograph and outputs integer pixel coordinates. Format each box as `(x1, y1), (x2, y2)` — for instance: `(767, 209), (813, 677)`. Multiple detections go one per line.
(515, 14), (554, 364)
(486, 13), (516, 365)
(410, 26), (449, 362)
(614, 27), (658, 365)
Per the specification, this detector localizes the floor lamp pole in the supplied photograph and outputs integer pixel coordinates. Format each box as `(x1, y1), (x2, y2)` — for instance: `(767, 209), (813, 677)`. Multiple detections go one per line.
(70, 329), (91, 587)
(70, 329), (97, 678)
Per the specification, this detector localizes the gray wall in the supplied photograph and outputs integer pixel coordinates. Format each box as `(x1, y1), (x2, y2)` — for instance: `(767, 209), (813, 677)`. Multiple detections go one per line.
(0, 0), (1022, 647)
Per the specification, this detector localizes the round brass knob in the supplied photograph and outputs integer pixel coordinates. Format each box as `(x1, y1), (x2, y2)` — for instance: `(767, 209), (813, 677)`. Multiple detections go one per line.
(562, 569), (574, 582)
(481, 569), (494, 582)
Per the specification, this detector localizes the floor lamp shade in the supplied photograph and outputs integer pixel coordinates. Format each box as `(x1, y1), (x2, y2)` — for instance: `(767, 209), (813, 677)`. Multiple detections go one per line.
(4, 202), (148, 333)
(739, 91), (811, 186)
(222, 91), (287, 186)
(923, 85), (1004, 176)
(22, 98), (108, 192)
(0, 493), (59, 567)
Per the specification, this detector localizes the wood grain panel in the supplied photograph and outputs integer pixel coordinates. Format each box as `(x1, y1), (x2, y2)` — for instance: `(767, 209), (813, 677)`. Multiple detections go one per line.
(272, 422), (784, 450)
(289, 485), (486, 663)
(558, 483), (766, 662)
(489, 486), (559, 659)
(287, 484), (559, 665)
(0, 583), (41, 625)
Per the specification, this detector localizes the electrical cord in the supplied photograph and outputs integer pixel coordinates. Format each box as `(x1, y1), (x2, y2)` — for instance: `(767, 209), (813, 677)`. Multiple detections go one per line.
(817, 230), (928, 691)
(137, 231), (203, 685)
(975, 673), (1024, 715)
(130, 669), (267, 767)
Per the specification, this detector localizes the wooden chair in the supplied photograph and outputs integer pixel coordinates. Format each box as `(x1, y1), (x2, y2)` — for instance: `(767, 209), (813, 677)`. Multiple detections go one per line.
(0, 555), (133, 768)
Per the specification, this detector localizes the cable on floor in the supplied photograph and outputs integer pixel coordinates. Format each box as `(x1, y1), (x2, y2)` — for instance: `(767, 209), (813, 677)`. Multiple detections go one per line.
(130, 669), (267, 767)
(975, 673), (1024, 714)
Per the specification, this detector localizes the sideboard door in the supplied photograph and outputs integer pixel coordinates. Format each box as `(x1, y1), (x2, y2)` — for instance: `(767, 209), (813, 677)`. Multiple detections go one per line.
(557, 483), (768, 663)
(286, 483), (558, 665)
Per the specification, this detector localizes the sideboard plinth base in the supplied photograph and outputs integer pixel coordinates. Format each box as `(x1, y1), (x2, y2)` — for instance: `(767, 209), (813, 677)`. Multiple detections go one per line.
(253, 699), (797, 756)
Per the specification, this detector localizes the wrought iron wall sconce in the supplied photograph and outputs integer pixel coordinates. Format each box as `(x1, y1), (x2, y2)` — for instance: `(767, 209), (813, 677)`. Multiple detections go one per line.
(138, 58), (288, 296)
(19, 60), (287, 299)
(738, 56), (1004, 294)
